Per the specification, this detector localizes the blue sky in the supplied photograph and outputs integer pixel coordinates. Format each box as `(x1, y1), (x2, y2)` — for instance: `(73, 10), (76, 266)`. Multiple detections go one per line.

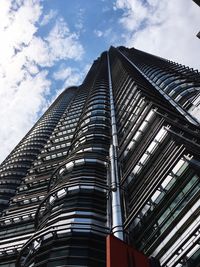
(0, 0), (200, 162)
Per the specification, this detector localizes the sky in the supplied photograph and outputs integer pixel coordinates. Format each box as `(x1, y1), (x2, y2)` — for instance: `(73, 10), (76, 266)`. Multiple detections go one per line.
(0, 0), (200, 163)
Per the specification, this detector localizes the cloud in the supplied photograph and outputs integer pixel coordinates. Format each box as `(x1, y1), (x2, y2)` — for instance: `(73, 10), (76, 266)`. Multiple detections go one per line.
(93, 28), (118, 44)
(114, 0), (149, 31)
(51, 63), (92, 105)
(63, 72), (82, 88)
(53, 66), (82, 87)
(23, 19), (84, 68)
(23, 36), (51, 67)
(53, 64), (89, 88)
(49, 66), (83, 107)
(75, 8), (85, 32)
(0, 0), (42, 66)
(94, 30), (103, 37)
(53, 67), (74, 81)
(114, 0), (200, 70)
(40, 9), (57, 26)
(45, 18), (84, 62)
(0, 0), (84, 163)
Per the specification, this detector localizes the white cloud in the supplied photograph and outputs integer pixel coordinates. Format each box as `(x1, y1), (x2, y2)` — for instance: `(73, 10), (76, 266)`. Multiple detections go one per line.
(23, 19), (84, 68)
(114, 0), (149, 31)
(49, 67), (83, 107)
(45, 18), (84, 62)
(93, 28), (118, 43)
(75, 8), (85, 32)
(40, 9), (57, 26)
(23, 36), (52, 67)
(24, 62), (39, 75)
(53, 65), (83, 87)
(114, 0), (200, 70)
(0, 0), (84, 163)
(0, 0), (42, 67)
(53, 67), (73, 81)
(94, 29), (103, 37)
(51, 63), (92, 104)
(63, 72), (82, 88)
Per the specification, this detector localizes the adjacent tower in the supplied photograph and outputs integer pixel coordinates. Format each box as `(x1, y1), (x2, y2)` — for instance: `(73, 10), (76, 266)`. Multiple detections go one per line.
(0, 46), (200, 267)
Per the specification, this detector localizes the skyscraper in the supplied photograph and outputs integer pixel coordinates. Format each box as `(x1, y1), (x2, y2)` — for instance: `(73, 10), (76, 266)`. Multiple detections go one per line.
(192, 0), (200, 38)
(0, 46), (200, 267)
(193, 0), (200, 7)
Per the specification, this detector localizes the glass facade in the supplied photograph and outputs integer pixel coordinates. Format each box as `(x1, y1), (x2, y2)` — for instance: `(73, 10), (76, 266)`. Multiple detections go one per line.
(0, 46), (200, 267)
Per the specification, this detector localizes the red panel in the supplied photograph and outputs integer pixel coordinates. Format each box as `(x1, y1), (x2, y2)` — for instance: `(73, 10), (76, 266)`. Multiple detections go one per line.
(106, 235), (128, 267)
(133, 248), (150, 267)
(106, 234), (151, 267)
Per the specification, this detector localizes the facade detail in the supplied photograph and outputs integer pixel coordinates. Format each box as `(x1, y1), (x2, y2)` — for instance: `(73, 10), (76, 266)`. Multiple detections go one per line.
(193, 0), (200, 7)
(192, 1), (200, 38)
(0, 46), (200, 267)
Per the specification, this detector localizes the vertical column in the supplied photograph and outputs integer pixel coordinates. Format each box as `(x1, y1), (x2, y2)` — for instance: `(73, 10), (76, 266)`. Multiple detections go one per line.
(107, 52), (124, 241)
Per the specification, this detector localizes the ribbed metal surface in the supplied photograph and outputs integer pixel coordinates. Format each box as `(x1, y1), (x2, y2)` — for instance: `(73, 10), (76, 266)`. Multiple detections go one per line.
(16, 53), (111, 267)
(109, 46), (200, 267)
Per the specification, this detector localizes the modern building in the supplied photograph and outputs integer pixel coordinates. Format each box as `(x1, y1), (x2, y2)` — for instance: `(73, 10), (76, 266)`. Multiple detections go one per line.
(0, 46), (200, 267)
(192, 0), (200, 38)
(193, 0), (200, 7)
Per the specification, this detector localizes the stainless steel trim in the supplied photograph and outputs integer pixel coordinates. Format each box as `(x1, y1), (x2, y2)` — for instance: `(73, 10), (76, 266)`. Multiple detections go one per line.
(107, 52), (124, 240)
